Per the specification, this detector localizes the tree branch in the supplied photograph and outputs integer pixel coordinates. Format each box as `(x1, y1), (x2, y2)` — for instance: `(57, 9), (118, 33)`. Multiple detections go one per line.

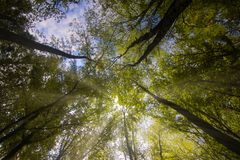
(128, 0), (192, 66)
(0, 28), (94, 61)
(134, 81), (240, 156)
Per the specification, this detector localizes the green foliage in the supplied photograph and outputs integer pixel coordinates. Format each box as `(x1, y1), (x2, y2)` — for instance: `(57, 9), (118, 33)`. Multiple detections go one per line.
(1, 0), (240, 159)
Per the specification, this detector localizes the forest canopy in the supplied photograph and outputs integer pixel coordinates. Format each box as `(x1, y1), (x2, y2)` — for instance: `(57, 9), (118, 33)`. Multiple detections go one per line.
(0, 0), (240, 159)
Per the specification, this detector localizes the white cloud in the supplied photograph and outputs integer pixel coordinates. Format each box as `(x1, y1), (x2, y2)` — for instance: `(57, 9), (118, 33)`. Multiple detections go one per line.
(33, 3), (86, 41)
(29, 2), (91, 68)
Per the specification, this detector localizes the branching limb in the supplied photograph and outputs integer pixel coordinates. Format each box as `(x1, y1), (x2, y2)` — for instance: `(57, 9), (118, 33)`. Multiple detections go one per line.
(0, 28), (94, 61)
(128, 0), (192, 66)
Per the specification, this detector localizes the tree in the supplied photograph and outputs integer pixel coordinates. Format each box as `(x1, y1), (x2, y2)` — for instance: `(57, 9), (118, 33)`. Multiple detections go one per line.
(0, 28), (93, 60)
(136, 82), (240, 155)
(1, 0), (240, 159)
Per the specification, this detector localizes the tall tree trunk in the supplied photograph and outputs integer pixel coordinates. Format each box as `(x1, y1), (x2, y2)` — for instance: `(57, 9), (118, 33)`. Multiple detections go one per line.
(0, 82), (78, 144)
(136, 83), (240, 156)
(123, 111), (134, 160)
(123, 151), (127, 160)
(1, 116), (55, 160)
(0, 113), (38, 143)
(0, 28), (93, 61)
(129, 0), (192, 66)
(158, 134), (163, 160)
(131, 128), (137, 160)
(1, 132), (34, 160)
(0, 90), (68, 135)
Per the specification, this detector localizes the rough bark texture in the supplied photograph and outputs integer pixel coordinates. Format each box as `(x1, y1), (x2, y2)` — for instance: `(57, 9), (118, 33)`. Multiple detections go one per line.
(0, 28), (93, 61)
(136, 83), (240, 156)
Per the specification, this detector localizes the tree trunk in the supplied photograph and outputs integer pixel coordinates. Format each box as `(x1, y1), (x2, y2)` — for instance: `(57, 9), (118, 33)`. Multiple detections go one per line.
(0, 28), (93, 61)
(129, 0), (192, 66)
(123, 111), (134, 160)
(1, 133), (33, 160)
(1, 116), (55, 160)
(0, 82), (78, 144)
(131, 128), (137, 160)
(158, 134), (163, 160)
(136, 82), (240, 156)
(0, 113), (38, 143)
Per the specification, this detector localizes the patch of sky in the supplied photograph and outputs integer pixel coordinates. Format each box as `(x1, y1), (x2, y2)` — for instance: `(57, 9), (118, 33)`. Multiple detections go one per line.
(136, 116), (153, 159)
(33, 2), (86, 41)
(146, 103), (154, 111)
(30, 1), (92, 68)
(197, 137), (205, 144)
(160, 37), (176, 54)
(136, 11), (161, 32)
(175, 114), (183, 121)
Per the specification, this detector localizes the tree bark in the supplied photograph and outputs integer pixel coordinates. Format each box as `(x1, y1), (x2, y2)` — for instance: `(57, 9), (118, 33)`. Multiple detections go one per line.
(131, 128), (137, 160)
(1, 114), (56, 160)
(0, 28), (93, 61)
(0, 113), (38, 143)
(123, 111), (134, 160)
(136, 82), (240, 156)
(1, 133), (34, 160)
(158, 134), (163, 160)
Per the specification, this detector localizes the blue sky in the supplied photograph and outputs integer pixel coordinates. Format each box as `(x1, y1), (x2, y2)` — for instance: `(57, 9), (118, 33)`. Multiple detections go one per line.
(33, 2), (86, 41)
(31, 2), (89, 68)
